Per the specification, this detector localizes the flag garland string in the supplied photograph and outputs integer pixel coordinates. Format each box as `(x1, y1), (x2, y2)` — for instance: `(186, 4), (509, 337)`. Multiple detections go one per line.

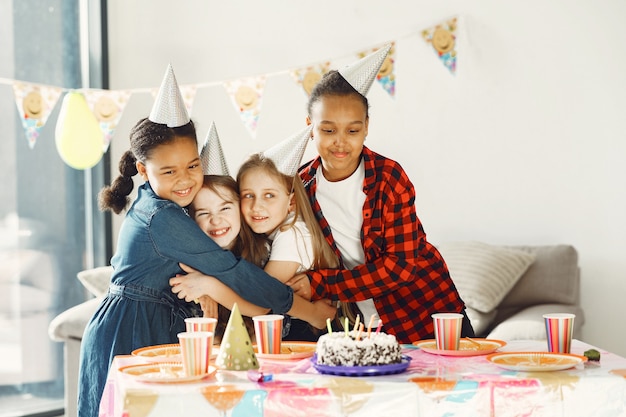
(0, 16), (459, 169)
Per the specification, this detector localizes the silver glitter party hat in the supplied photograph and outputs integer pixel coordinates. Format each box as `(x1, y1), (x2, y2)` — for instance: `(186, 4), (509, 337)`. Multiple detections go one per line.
(148, 64), (190, 127)
(338, 43), (392, 96)
(199, 122), (230, 176)
(263, 125), (313, 177)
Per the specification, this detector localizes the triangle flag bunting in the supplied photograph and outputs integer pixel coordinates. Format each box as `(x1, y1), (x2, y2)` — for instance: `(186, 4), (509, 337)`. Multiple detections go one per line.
(224, 76), (266, 140)
(82, 88), (132, 152)
(422, 17), (458, 75)
(289, 62), (331, 97)
(13, 82), (63, 149)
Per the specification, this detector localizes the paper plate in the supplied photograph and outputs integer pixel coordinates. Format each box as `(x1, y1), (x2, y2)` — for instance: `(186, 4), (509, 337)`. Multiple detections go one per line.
(254, 342), (317, 360)
(119, 362), (216, 383)
(486, 351), (587, 372)
(132, 344), (182, 363)
(132, 343), (217, 363)
(413, 338), (506, 357)
(311, 354), (411, 377)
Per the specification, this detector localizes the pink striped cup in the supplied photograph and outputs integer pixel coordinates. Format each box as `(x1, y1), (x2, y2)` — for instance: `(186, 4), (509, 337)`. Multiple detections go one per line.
(432, 313), (463, 350)
(177, 331), (213, 376)
(543, 313), (575, 353)
(185, 317), (217, 333)
(252, 314), (283, 354)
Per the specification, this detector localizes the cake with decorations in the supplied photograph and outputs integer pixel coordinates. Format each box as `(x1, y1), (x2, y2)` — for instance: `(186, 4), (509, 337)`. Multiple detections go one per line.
(315, 331), (402, 366)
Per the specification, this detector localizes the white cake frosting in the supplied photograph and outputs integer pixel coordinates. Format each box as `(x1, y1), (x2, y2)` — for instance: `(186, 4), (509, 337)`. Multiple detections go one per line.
(316, 331), (402, 366)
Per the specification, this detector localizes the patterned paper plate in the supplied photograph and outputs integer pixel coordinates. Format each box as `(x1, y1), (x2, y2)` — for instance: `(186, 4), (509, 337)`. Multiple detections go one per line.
(311, 354), (412, 377)
(254, 342), (317, 360)
(486, 351), (587, 372)
(413, 338), (507, 357)
(119, 362), (216, 384)
(132, 343), (217, 363)
(132, 344), (182, 363)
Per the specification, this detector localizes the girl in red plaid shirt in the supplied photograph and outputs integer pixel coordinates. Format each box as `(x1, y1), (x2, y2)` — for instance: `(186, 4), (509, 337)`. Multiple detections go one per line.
(288, 70), (474, 343)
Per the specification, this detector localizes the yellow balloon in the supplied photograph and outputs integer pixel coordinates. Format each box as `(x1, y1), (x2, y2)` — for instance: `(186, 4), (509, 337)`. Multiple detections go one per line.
(55, 91), (104, 169)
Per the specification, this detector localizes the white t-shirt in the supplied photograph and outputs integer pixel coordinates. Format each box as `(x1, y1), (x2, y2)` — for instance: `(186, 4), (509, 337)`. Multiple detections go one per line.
(268, 212), (314, 274)
(315, 160), (379, 321)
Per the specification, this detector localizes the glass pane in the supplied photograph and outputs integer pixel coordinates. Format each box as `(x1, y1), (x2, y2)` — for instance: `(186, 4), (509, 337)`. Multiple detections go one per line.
(0, 0), (107, 415)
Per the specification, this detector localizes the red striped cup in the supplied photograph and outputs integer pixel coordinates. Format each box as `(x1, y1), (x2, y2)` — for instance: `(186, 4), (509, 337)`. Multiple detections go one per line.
(185, 317), (217, 333)
(252, 314), (283, 354)
(543, 313), (575, 353)
(177, 331), (213, 376)
(432, 313), (463, 351)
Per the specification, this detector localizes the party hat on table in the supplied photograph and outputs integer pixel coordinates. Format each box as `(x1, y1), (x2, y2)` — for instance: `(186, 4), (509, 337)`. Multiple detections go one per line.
(149, 64), (190, 127)
(215, 303), (259, 370)
(339, 43), (392, 96)
(199, 121), (230, 176)
(262, 125), (312, 177)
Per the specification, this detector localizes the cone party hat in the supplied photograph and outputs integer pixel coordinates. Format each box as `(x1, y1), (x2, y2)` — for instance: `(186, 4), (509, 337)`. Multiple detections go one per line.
(200, 122), (230, 176)
(262, 125), (312, 177)
(148, 64), (190, 127)
(215, 303), (259, 370)
(338, 43), (392, 96)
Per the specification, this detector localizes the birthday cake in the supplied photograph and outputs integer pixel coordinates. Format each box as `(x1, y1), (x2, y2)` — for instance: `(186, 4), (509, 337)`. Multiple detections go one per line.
(315, 331), (402, 367)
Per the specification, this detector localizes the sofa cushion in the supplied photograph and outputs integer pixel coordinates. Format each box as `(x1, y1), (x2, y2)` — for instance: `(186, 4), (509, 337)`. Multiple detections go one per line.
(77, 266), (113, 297)
(437, 241), (536, 314)
(499, 245), (579, 308)
(486, 303), (584, 341)
(465, 307), (498, 336)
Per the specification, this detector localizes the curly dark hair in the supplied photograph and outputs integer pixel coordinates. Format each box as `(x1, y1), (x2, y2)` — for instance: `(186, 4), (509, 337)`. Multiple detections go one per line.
(306, 70), (369, 117)
(98, 118), (197, 214)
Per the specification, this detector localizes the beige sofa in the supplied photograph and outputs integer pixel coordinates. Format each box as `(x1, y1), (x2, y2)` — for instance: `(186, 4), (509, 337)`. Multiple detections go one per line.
(48, 242), (584, 417)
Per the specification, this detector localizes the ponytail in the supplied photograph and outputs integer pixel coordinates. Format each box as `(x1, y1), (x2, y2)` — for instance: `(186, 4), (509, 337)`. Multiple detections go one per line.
(98, 150), (138, 214)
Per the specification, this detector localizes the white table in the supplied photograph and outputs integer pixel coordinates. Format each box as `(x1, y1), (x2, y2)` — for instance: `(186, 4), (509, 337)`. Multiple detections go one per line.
(100, 339), (626, 417)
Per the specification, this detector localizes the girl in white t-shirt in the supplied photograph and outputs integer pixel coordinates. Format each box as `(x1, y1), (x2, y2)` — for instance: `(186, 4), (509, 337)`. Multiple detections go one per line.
(236, 153), (339, 341)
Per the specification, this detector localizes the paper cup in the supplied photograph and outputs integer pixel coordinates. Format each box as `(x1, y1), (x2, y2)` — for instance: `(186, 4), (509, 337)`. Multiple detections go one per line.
(252, 314), (283, 354)
(177, 331), (213, 376)
(543, 313), (575, 353)
(185, 317), (217, 333)
(432, 313), (463, 351)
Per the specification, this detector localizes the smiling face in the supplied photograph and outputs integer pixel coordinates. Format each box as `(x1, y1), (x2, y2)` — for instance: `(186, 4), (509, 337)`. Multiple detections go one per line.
(135, 136), (203, 208)
(307, 94), (369, 182)
(239, 167), (293, 235)
(191, 185), (241, 250)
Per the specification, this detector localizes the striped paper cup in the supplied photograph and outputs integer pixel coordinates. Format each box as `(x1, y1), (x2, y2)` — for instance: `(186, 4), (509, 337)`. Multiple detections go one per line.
(252, 314), (283, 354)
(432, 313), (463, 351)
(177, 331), (213, 376)
(185, 317), (217, 333)
(543, 313), (575, 353)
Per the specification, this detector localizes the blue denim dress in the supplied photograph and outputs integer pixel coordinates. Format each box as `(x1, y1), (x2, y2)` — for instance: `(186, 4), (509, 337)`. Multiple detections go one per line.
(77, 183), (293, 417)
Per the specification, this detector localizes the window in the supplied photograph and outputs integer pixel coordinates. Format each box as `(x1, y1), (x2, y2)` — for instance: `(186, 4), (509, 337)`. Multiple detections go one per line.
(0, 1), (108, 415)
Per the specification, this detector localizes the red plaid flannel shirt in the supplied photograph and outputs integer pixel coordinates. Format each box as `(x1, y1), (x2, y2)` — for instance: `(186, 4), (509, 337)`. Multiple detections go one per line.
(299, 147), (466, 343)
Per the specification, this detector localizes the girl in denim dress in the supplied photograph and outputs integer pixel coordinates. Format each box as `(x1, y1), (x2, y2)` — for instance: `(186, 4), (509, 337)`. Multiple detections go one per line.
(77, 67), (334, 417)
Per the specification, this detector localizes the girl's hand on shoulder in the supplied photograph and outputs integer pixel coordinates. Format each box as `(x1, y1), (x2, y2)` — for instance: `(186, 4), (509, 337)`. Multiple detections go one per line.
(286, 273), (312, 300)
(169, 263), (212, 302)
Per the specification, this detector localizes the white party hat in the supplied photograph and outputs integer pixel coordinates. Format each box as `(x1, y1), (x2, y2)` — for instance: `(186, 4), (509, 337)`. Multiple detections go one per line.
(199, 122), (230, 176)
(148, 64), (190, 127)
(215, 303), (259, 370)
(338, 44), (392, 96)
(262, 125), (312, 177)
